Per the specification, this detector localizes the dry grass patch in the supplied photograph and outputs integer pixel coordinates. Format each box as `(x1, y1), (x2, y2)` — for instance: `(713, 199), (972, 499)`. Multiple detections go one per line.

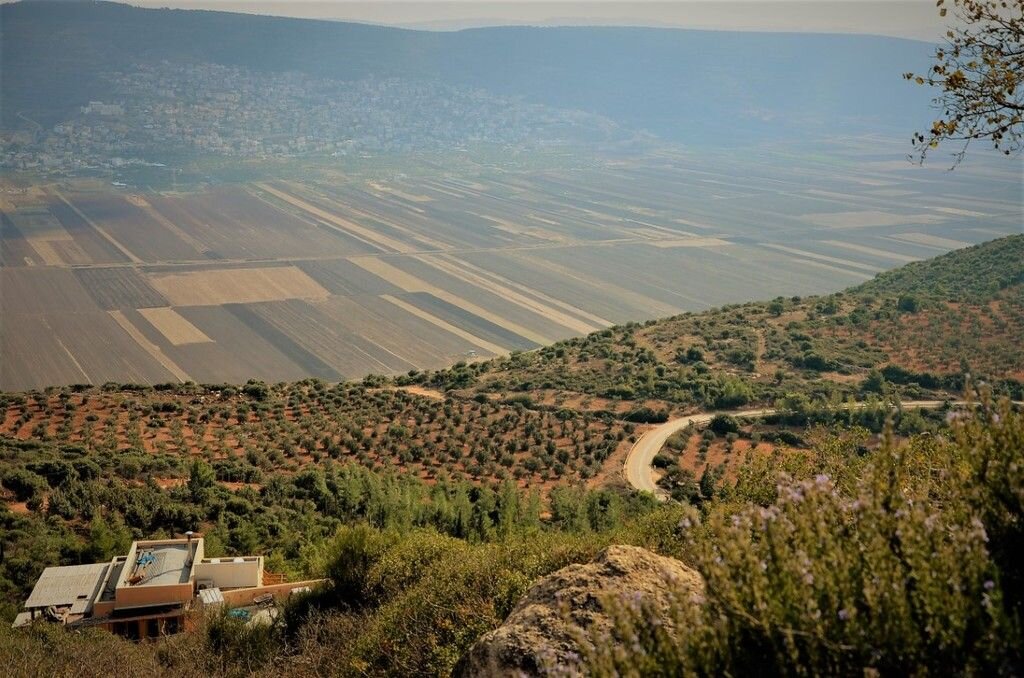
(148, 266), (330, 306)
(138, 307), (214, 345)
(800, 210), (940, 229)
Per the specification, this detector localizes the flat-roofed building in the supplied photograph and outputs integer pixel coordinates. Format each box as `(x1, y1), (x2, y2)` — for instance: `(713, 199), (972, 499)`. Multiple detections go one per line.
(12, 563), (111, 628)
(12, 534), (323, 640)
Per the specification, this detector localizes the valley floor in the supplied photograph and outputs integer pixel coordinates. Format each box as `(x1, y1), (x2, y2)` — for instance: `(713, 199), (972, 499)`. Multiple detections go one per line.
(3, 141), (1020, 390)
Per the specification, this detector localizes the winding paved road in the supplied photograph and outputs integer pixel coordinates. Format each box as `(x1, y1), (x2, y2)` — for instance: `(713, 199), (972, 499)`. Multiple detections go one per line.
(624, 400), (955, 500)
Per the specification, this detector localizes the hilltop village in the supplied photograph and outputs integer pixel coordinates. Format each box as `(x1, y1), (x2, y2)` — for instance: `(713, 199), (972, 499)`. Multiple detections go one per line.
(1, 63), (626, 174)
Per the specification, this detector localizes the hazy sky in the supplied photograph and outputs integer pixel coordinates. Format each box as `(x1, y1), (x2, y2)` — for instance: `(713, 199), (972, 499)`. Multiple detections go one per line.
(118, 1), (949, 41)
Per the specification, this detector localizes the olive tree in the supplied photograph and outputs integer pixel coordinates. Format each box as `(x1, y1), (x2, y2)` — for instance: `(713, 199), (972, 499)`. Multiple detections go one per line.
(906, 0), (1023, 164)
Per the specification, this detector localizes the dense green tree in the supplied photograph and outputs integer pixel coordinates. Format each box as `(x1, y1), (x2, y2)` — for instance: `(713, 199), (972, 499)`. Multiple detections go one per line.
(187, 459), (216, 502)
(87, 514), (131, 562)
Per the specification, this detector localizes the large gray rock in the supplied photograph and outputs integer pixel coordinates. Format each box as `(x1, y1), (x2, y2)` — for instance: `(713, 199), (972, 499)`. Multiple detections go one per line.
(456, 545), (703, 676)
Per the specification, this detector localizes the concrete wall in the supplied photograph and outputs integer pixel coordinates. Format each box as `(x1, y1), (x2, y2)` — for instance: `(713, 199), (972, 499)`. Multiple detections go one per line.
(92, 600), (115, 616)
(115, 582), (193, 609)
(195, 557), (263, 590)
(90, 555), (128, 616)
(220, 580), (326, 607)
(115, 541), (140, 590)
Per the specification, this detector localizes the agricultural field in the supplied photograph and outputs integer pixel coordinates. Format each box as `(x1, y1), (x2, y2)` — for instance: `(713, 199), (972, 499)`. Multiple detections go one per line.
(1, 140), (1020, 390)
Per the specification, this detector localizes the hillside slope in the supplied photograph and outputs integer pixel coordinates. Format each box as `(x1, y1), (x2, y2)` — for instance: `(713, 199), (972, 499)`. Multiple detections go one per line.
(421, 235), (1024, 411)
(0, 237), (1017, 505)
(1, 237), (1021, 675)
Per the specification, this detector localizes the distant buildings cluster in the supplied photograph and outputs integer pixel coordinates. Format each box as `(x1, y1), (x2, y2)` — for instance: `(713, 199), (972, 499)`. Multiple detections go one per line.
(81, 101), (125, 117)
(0, 61), (626, 173)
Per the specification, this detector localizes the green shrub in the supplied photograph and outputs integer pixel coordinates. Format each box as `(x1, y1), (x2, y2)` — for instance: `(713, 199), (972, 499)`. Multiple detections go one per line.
(204, 609), (281, 674)
(708, 414), (739, 435)
(322, 524), (401, 610)
(898, 294), (921, 313)
(1, 469), (46, 502)
(623, 407), (669, 423)
(343, 532), (607, 676)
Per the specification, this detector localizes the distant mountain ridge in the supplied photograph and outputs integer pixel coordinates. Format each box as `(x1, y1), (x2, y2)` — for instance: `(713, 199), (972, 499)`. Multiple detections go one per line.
(1, 0), (934, 142)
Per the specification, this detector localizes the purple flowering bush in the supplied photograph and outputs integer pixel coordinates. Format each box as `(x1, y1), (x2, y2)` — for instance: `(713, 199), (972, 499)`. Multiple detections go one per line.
(584, 397), (1022, 675)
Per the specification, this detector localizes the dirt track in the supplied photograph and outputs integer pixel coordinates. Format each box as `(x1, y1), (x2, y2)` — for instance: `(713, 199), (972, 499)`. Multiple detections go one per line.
(623, 400), (956, 500)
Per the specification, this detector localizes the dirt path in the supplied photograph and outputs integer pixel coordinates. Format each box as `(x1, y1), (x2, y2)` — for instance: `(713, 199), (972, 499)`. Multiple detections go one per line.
(624, 400), (955, 500)
(371, 385), (448, 401)
(395, 385), (447, 401)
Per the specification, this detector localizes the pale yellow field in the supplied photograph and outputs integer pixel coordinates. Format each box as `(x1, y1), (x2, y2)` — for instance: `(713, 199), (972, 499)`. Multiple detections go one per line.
(255, 182), (416, 253)
(820, 240), (919, 263)
(9, 209), (76, 266)
(51, 188), (144, 264)
(761, 243), (882, 272)
(528, 215), (562, 227)
(513, 252), (680, 319)
(27, 238), (69, 266)
(14, 214), (68, 240)
(867, 189), (918, 197)
(933, 206), (988, 218)
(890, 232), (971, 249)
(148, 266), (330, 306)
(343, 200), (450, 250)
(379, 294), (507, 356)
(477, 214), (570, 243)
(776, 257), (874, 281)
(368, 181), (434, 203)
(446, 254), (612, 328)
(138, 307), (214, 345)
(648, 237), (731, 249)
(127, 194), (210, 253)
(801, 210), (943, 230)
(671, 217), (717, 231)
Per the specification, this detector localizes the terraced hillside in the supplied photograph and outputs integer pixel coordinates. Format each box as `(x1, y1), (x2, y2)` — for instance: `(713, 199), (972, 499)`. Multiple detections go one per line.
(426, 235), (1024, 412)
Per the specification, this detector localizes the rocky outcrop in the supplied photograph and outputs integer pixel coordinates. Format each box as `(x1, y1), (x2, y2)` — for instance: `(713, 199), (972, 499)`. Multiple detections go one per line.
(456, 545), (703, 677)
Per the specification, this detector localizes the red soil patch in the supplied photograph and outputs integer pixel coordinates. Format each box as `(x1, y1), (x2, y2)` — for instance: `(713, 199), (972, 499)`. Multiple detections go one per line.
(672, 432), (778, 480)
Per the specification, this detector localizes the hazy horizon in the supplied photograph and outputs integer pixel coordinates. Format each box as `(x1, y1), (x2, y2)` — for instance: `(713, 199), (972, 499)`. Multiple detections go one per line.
(2, 0), (951, 41)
